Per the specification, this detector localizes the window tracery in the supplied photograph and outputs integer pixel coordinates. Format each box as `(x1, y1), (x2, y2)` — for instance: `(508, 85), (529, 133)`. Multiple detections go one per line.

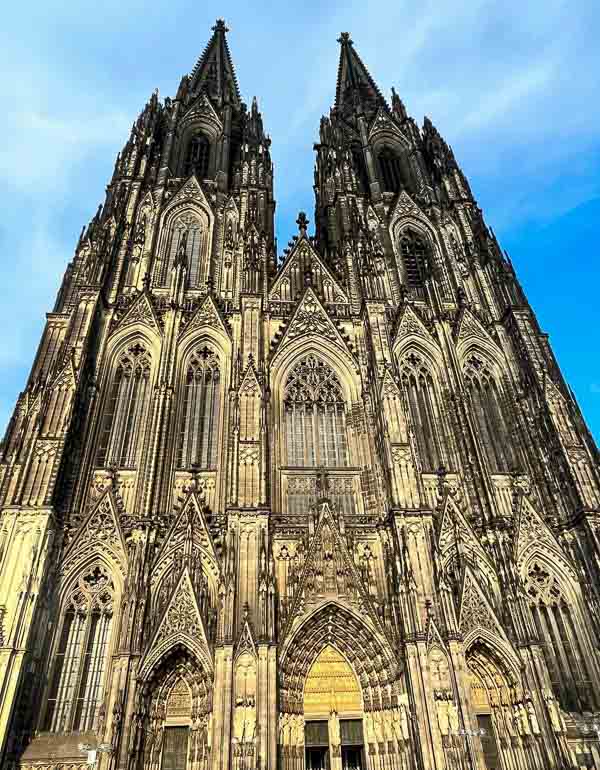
(96, 343), (152, 468)
(177, 347), (221, 470)
(399, 352), (446, 472)
(183, 132), (210, 180)
(283, 355), (349, 469)
(44, 565), (114, 733)
(463, 355), (514, 473)
(398, 229), (429, 295)
(378, 146), (404, 193)
(154, 212), (205, 288)
(525, 561), (597, 712)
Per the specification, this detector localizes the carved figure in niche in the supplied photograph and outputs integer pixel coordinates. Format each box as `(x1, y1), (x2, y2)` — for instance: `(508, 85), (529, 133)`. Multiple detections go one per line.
(176, 229), (189, 266)
(397, 696), (410, 741)
(233, 652), (257, 743)
(436, 699), (450, 737)
(543, 689), (565, 733)
(447, 702), (459, 735)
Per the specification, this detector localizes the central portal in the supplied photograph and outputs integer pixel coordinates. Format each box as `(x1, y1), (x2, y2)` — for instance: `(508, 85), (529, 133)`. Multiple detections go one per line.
(303, 646), (365, 770)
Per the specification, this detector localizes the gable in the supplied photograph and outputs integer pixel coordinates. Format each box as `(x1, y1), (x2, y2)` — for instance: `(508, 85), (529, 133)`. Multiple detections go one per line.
(62, 490), (127, 577)
(270, 287), (355, 362)
(178, 293), (231, 341)
(270, 238), (348, 304)
(111, 291), (161, 336)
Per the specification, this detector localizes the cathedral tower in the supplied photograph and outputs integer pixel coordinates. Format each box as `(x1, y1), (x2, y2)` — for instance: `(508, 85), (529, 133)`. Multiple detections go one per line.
(1, 20), (600, 770)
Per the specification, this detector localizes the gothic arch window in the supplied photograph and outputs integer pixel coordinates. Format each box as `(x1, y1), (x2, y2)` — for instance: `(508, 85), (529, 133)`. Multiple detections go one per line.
(378, 146), (404, 193)
(183, 132), (210, 180)
(154, 212), (205, 288)
(351, 143), (368, 191)
(96, 343), (152, 468)
(399, 352), (446, 472)
(525, 560), (597, 712)
(398, 229), (429, 296)
(283, 355), (349, 469)
(463, 355), (514, 473)
(43, 565), (114, 732)
(176, 346), (221, 470)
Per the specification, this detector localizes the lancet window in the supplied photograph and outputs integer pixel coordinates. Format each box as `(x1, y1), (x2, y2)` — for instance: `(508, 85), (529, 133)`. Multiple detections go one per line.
(283, 355), (349, 469)
(400, 352), (446, 472)
(525, 561), (597, 712)
(176, 346), (221, 469)
(96, 343), (151, 468)
(378, 146), (404, 193)
(398, 229), (429, 295)
(43, 566), (114, 733)
(154, 212), (205, 287)
(183, 132), (210, 180)
(463, 355), (514, 473)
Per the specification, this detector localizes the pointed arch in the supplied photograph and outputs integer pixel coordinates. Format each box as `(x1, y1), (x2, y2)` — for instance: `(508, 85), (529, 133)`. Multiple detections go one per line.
(397, 347), (449, 472)
(42, 561), (119, 734)
(303, 644), (363, 717)
(137, 645), (212, 770)
(95, 338), (154, 469)
(462, 348), (516, 473)
(279, 601), (398, 712)
(521, 551), (600, 711)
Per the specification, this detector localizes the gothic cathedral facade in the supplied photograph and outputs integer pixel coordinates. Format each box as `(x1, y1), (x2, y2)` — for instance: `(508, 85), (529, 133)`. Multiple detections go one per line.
(1, 18), (600, 770)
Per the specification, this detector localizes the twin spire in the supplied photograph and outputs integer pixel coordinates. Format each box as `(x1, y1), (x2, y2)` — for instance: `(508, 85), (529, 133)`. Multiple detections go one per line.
(189, 18), (241, 107)
(187, 20), (396, 120)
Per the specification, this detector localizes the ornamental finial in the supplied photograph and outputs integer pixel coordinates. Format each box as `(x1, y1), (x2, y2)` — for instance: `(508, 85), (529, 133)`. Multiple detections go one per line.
(212, 19), (229, 33)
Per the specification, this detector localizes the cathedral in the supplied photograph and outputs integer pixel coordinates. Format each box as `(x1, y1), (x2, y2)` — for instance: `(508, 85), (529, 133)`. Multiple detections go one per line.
(2, 17), (600, 770)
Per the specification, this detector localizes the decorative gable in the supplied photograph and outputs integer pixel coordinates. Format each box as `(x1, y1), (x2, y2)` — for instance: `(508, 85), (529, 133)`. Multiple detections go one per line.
(270, 287), (354, 362)
(437, 497), (498, 598)
(62, 490), (127, 577)
(269, 237), (347, 304)
(168, 175), (213, 211)
(458, 566), (511, 646)
(180, 92), (223, 132)
(393, 304), (437, 348)
(144, 567), (213, 674)
(282, 502), (385, 642)
(179, 293), (231, 340)
(454, 307), (497, 350)
(514, 497), (563, 564)
(112, 291), (161, 336)
(368, 106), (407, 144)
(391, 190), (428, 222)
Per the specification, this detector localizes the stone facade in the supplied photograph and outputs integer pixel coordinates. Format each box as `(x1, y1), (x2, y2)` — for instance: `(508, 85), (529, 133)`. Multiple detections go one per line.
(1, 18), (600, 770)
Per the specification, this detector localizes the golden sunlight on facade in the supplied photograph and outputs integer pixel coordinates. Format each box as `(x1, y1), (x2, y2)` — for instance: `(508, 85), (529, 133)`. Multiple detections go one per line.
(0, 17), (599, 770)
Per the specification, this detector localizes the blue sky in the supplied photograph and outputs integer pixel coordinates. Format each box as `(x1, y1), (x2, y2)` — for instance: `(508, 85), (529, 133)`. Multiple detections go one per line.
(1, 0), (599, 441)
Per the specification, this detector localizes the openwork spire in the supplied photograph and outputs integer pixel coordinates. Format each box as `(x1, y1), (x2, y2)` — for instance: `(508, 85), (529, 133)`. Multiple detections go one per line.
(189, 18), (241, 106)
(335, 32), (388, 120)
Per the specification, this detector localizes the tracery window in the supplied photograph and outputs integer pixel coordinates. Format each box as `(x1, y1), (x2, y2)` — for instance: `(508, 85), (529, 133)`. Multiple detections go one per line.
(464, 356), (514, 473)
(378, 146), (404, 193)
(183, 132), (210, 180)
(154, 212), (205, 287)
(176, 347), (221, 469)
(525, 561), (597, 711)
(400, 352), (446, 472)
(96, 343), (151, 468)
(44, 566), (114, 732)
(399, 229), (429, 295)
(283, 355), (349, 469)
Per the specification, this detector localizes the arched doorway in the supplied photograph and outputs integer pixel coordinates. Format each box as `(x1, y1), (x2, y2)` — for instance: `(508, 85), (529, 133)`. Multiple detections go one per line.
(132, 647), (212, 770)
(303, 645), (365, 770)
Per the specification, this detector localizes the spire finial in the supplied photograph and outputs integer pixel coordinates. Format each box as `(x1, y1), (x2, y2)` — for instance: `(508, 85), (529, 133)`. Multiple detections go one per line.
(337, 32), (352, 45)
(296, 211), (309, 236)
(212, 18), (228, 33)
